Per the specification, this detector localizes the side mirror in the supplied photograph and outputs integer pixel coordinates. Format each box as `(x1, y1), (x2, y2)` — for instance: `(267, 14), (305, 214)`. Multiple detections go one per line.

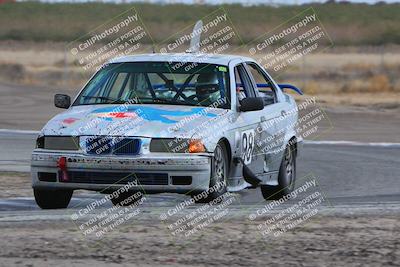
(54, 94), (71, 109)
(239, 97), (264, 112)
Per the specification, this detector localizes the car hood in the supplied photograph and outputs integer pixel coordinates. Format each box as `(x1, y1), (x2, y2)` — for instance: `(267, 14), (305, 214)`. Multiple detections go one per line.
(41, 104), (231, 138)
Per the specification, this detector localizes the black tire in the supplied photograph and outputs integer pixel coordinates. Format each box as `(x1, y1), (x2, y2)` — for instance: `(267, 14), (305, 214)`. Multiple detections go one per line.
(110, 191), (143, 207)
(33, 188), (73, 209)
(260, 145), (296, 200)
(193, 142), (228, 203)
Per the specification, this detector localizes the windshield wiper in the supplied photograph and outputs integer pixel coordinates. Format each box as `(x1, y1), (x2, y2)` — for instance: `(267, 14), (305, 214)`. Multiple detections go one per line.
(82, 95), (118, 102)
(81, 95), (132, 104)
(81, 96), (193, 106)
(146, 98), (193, 106)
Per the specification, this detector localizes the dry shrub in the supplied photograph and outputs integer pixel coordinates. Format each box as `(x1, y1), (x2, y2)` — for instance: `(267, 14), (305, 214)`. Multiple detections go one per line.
(340, 74), (392, 93)
(382, 63), (400, 72)
(342, 62), (375, 71)
(368, 74), (391, 92)
(303, 81), (319, 95)
(0, 62), (25, 82)
(392, 80), (400, 92)
(340, 79), (368, 93)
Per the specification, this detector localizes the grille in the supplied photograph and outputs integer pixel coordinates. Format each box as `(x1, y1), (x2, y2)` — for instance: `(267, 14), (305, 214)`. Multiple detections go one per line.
(114, 138), (141, 155)
(61, 171), (168, 185)
(85, 137), (141, 155)
(86, 136), (112, 155)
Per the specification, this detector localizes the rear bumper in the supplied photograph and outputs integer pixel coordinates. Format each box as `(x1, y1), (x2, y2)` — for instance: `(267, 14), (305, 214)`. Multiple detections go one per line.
(31, 150), (212, 194)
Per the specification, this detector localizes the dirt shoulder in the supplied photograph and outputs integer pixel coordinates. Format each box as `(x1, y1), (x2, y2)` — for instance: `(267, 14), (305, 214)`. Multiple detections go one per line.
(0, 214), (398, 267)
(0, 172), (31, 198)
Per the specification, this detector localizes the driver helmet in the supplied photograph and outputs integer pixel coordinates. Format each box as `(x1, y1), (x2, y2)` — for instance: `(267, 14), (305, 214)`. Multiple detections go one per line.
(195, 72), (220, 105)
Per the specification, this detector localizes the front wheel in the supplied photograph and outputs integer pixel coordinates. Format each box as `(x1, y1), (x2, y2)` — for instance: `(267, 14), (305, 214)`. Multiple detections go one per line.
(33, 188), (73, 209)
(193, 143), (228, 203)
(260, 145), (296, 200)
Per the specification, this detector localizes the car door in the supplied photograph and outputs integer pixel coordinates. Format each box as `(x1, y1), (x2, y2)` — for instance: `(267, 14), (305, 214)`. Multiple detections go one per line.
(234, 64), (267, 177)
(244, 62), (285, 174)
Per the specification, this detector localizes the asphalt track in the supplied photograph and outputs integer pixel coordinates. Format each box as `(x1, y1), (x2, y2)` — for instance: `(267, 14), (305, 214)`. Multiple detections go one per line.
(0, 131), (399, 219)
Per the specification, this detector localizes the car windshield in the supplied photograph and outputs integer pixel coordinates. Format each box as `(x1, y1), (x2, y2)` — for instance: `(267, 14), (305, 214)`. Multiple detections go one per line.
(73, 62), (230, 109)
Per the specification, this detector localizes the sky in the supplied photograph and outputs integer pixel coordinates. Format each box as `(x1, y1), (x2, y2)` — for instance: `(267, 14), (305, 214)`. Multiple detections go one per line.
(15, 0), (400, 5)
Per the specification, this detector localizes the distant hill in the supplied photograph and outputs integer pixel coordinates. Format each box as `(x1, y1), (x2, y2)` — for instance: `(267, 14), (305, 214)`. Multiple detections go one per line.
(0, 2), (399, 45)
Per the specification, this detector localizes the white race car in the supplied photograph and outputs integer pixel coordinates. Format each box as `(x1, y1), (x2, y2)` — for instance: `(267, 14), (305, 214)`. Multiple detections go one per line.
(31, 52), (302, 209)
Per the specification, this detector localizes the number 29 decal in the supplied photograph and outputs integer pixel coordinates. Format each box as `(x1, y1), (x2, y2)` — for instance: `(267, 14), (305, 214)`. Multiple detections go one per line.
(241, 129), (255, 164)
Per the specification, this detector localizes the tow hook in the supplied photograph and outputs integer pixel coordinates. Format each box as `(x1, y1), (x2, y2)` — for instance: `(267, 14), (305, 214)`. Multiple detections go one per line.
(57, 156), (69, 182)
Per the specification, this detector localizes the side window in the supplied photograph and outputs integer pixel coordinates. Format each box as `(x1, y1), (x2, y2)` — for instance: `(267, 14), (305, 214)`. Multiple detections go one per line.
(234, 64), (254, 101)
(246, 63), (277, 105)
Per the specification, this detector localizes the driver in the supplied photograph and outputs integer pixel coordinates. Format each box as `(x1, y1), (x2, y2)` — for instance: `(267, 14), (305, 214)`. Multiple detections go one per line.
(195, 72), (220, 106)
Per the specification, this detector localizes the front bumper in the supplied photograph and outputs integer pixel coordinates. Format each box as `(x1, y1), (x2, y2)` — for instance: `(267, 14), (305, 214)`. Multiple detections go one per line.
(31, 150), (212, 194)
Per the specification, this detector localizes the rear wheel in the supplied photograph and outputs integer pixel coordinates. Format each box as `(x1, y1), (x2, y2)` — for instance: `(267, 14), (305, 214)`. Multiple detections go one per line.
(110, 191), (143, 207)
(260, 145), (296, 200)
(33, 188), (73, 209)
(193, 142), (228, 203)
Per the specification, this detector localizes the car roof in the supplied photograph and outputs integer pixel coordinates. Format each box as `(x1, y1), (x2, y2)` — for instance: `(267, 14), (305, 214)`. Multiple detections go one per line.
(109, 53), (255, 66)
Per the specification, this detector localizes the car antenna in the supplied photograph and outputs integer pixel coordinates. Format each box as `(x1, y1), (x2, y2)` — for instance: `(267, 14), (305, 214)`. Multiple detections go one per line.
(186, 20), (203, 53)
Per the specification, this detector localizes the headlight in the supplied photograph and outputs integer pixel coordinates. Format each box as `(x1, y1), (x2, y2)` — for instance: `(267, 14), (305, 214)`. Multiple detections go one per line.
(150, 138), (190, 153)
(36, 136), (80, 150)
(150, 138), (207, 153)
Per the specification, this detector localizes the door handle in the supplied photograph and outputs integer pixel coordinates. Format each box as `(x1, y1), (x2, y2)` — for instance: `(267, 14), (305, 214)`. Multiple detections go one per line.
(281, 110), (287, 116)
(260, 116), (266, 122)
